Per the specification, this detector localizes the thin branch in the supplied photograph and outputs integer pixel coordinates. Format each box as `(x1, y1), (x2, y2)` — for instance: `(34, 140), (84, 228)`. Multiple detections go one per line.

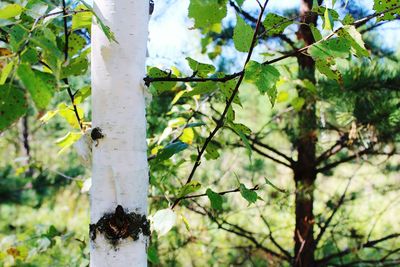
(188, 201), (290, 261)
(316, 148), (373, 173)
(259, 212), (293, 260)
(247, 143), (293, 168)
(316, 137), (347, 165)
(316, 233), (400, 266)
(62, 0), (83, 130)
(171, 0), (271, 209)
(249, 136), (295, 164)
(314, 176), (353, 247)
(180, 185), (259, 200)
(143, 71), (242, 86)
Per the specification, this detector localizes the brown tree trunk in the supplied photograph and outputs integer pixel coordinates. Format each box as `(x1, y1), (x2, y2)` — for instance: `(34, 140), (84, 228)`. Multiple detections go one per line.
(20, 115), (33, 177)
(293, 1), (318, 266)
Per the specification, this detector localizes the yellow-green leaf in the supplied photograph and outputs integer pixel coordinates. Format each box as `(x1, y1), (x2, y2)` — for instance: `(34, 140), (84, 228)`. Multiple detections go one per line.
(0, 4), (23, 19)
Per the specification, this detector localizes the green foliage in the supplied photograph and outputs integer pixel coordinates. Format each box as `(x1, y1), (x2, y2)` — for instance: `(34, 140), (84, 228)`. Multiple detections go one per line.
(206, 188), (223, 210)
(148, 67), (177, 95)
(188, 0), (227, 30)
(239, 183), (258, 205)
(0, 4), (24, 19)
(154, 141), (189, 163)
(186, 57), (216, 77)
(17, 65), (56, 110)
(244, 61), (280, 105)
(373, 0), (400, 21)
(233, 15), (253, 52)
(262, 13), (292, 36)
(0, 84), (27, 131)
(178, 181), (201, 198)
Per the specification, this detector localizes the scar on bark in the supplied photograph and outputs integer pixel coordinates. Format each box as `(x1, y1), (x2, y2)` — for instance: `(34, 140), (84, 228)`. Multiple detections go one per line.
(90, 205), (150, 247)
(91, 127), (104, 147)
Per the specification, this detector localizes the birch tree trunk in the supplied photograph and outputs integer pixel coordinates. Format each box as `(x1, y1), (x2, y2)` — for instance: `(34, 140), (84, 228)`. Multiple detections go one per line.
(90, 0), (149, 266)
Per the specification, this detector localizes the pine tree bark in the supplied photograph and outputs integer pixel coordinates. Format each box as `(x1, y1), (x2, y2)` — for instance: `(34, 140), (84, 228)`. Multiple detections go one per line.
(293, 1), (318, 266)
(90, 0), (150, 266)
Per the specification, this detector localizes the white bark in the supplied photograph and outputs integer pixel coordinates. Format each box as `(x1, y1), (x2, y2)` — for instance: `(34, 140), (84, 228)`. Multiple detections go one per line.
(91, 0), (149, 266)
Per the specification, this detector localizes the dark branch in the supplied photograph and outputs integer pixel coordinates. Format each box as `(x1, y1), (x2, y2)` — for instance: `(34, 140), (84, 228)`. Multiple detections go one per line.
(62, 0), (83, 130)
(316, 233), (400, 266)
(171, 0), (271, 209)
(249, 136), (295, 164)
(314, 178), (352, 247)
(143, 72), (242, 86)
(259, 213), (293, 260)
(316, 136), (347, 165)
(180, 185), (259, 200)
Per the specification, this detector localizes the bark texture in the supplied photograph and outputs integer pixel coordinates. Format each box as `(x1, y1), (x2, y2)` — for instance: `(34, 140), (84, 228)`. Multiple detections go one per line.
(91, 0), (150, 266)
(293, 1), (318, 266)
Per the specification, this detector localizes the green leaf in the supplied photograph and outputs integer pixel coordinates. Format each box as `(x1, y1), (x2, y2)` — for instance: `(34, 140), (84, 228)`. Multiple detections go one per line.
(239, 183), (258, 204)
(185, 81), (216, 97)
(78, 0), (117, 42)
(229, 122), (252, 154)
(0, 4), (23, 19)
(58, 103), (84, 129)
(226, 106), (235, 122)
(73, 86), (91, 105)
(337, 26), (369, 58)
(61, 55), (89, 78)
(262, 13), (292, 36)
(17, 64), (55, 110)
(310, 24), (322, 41)
(264, 177), (286, 193)
(147, 245), (160, 264)
(31, 31), (63, 60)
(312, 6), (339, 20)
(56, 132), (83, 154)
(236, 0), (245, 6)
(178, 181), (201, 198)
(25, 1), (48, 19)
(39, 110), (59, 124)
(179, 128), (194, 144)
(324, 7), (334, 31)
(186, 57), (216, 77)
(148, 67), (177, 95)
(315, 59), (342, 82)
(205, 142), (220, 160)
(308, 37), (351, 60)
(229, 122), (251, 135)
(188, 0), (227, 29)
(342, 14), (354, 25)
(180, 214), (191, 231)
(155, 141), (188, 162)
(206, 189), (223, 210)
(0, 61), (14, 85)
(21, 48), (39, 64)
(72, 5), (92, 30)
(9, 24), (28, 52)
(219, 79), (241, 106)
(373, 0), (400, 21)
(68, 33), (87, 56)
(0, 84), (28, 132)
(244, 61), (280, 106)
(233, 15), (253, 52)
(291, 97), (305, 111)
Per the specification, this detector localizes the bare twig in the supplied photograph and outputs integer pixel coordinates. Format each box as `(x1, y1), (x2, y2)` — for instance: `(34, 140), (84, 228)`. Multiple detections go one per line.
(316, 233), (400, 266)
(171, 0), (271, 209)
(62, 0), (83, 130)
